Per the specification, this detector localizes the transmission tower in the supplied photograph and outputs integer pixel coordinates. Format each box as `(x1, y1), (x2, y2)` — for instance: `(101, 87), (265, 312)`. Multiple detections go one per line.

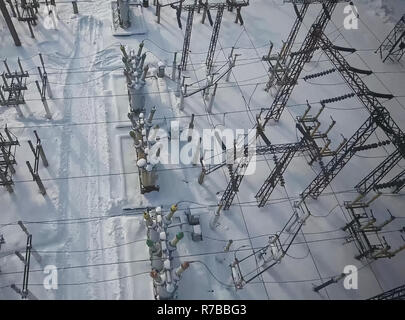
(255, 147), (295, 208)
(177, 0), (249, 71)
(262, 0), (347, 123)
(376, 14), (405, 63)
(0, 125), (19, 193)
(211, 1), (349, 211)
(354, 149), (402, 196)
(205, 4), (224, 74)
(218, 117), (268, 210)
(262, 1), (309, 90)
(180, 1), (197, 71)
(369, 283), (405, 300)
(301, 28), (405, 200)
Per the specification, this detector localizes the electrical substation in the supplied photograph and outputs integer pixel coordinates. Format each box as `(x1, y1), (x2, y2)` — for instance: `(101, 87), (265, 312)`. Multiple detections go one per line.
(0, 0), (404, 301)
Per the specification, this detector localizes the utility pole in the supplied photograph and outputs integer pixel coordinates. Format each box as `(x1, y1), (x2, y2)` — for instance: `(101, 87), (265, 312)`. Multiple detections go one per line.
(11, 222), (41, 300)
(27, 130), (49, 195)
(0, 0), (21, 46)
(35, 54), (52, 119)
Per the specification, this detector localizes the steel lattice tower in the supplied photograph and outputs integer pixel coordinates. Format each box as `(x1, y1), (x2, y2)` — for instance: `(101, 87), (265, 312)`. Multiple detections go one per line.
(263, 1), (342, 124)
(218, 1), (343, 211)
(354, 149), (402, 195)
(369, 284), (405, 300)
(376, 14), (405, 63)
(180, 2), (197, 71)
(301, 29), (405, 200)
(206, 4), (224, 74)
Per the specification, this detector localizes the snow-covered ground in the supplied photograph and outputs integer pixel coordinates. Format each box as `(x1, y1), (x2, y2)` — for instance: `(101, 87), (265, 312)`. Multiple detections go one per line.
(0, 0), (404, 300)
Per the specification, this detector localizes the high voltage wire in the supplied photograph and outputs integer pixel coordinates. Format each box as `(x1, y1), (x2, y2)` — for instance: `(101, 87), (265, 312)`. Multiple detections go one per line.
(329, 20), (405, 113)
(17, 81), (270, 103)
(0, 198), (293, 227)
(2, 154), (332, 185)
(1, 102), (375, 132)
(0, 271), (151, 288)
(22, 53), (405, 77)
(0, 224), (361, 258)
(0, 229), (401, 279)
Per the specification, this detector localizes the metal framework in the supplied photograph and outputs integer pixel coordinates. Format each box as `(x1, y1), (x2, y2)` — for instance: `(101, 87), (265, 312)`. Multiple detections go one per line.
(373, 169), (405, 194)
(217, 120), (320, 210)
(15, 0), (40, 38)
(204, 140), (313, 175)
(205, 4), (224, 74)
(376, 14), (405, 63)
(255, 149), (295, 207)
(207, 1), (346, 210)
(279, 1), (349, 63)
(263, 0), (346, 123)
(255, 121), (329, 207)
(354, 149), (402, 195)
(0, 125), (19, 193)
(369, 283), (405, 300)
(342, 201), (404, 260)
(26, 130), (48, 195)
(296, 100), (341, 165)
(216, 113), (326, 210)
(230, 201), (311, 288)
(178, 0), (249, 71)
(180, 1), (197, 70)
(301, 28), (405, 200)
(21, 234), (33, 298)
(279, 2), (309, 65)
(302, 114), (379, 199)
(218, 156), (250, 210)
(0, 58), (29, 108)
(263, 1), (310, 90)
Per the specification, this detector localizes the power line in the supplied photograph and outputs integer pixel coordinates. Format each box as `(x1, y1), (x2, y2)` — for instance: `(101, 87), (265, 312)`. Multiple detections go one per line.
(0, 270), (150, 288)
(0, 188), (367, 228)
(0, 229), (401, 279)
